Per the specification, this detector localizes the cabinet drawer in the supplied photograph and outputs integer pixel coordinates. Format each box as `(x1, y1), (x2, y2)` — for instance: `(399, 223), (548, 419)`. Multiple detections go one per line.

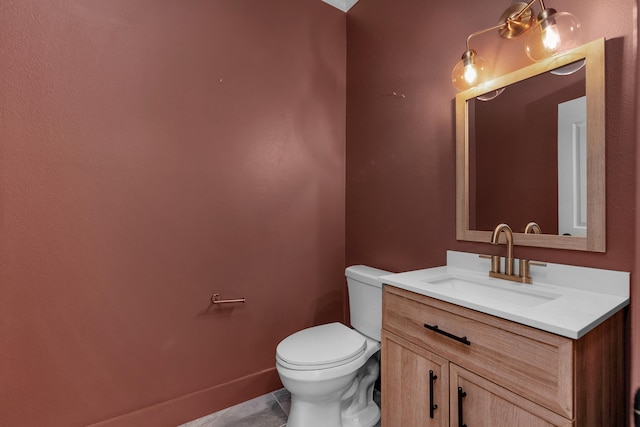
(383, 286), (574, 419)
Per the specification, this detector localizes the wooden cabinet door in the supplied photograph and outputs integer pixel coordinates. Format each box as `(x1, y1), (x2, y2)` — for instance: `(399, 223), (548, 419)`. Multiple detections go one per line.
(381, 330), (449, 427)
(450, 364), (573, 427)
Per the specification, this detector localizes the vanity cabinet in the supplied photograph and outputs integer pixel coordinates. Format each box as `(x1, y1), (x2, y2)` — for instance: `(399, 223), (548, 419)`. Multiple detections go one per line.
(381, 285), (625, 427)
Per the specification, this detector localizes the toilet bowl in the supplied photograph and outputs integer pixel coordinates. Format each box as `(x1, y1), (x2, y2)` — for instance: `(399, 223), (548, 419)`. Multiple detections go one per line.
(276, 323), (380, 427)
(275, 265), (390, 427)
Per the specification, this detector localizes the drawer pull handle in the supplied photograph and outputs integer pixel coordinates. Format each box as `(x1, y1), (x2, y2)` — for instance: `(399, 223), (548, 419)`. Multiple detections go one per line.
(458, 387), (467, 427)
(429, 370), (438, 419)
(424, 323), (471, 346)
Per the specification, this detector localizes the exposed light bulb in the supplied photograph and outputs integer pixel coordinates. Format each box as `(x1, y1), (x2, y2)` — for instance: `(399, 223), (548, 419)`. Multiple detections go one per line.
(463, 64), (478, 84)
(452, 50), (491, 91)
(541, 24), (561, 50)
(525, 9), (580, 62)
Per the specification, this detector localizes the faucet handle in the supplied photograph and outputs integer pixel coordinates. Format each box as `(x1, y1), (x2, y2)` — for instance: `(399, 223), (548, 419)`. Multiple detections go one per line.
(478, 254), (502, 273)
(529, 261), (547, 267)
(491, 255), (501, 273)
(518, 259), (532, 284)
(518, 260), (546, 284)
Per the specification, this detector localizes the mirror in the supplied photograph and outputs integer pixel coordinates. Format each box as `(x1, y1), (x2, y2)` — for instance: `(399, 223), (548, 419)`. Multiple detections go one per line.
(456, 38), (605, 252)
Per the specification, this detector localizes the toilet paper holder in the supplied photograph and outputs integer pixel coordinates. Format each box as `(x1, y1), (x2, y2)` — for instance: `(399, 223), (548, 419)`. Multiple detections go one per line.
(211, 293), (246, 305)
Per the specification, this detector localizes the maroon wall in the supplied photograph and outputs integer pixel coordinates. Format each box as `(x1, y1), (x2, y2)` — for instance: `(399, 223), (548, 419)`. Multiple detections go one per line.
(0, 1), (346, 426)
(346, 0), (638, 422)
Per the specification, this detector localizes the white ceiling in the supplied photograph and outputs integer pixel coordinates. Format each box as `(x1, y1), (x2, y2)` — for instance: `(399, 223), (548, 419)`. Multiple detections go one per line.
(321, 0), (359, 12)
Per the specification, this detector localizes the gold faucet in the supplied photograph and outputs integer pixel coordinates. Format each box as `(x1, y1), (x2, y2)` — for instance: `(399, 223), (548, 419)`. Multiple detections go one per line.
(518, 222), (542, 283)
(487, 222), (545, 284)
(490, 223), (514, 276)
(489, 223), (535, 283)
(524, 222), (542, 234)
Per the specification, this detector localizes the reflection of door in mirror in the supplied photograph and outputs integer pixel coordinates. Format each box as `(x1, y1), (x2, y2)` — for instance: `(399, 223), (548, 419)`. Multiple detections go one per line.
(468, 65), (585, 235)
(558, 96), (587, 237)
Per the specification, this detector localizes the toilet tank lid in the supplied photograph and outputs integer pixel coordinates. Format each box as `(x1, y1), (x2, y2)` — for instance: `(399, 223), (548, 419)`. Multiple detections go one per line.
(345, 265), (391, 286)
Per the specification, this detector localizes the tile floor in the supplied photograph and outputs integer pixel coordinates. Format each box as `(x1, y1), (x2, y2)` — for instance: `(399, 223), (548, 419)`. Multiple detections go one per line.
(180, 388), (381, 427)
(179, 388), (290, 427)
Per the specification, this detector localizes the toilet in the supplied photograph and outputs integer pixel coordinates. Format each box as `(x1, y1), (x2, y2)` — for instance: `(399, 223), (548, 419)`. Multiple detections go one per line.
(275, 265), (390, 427)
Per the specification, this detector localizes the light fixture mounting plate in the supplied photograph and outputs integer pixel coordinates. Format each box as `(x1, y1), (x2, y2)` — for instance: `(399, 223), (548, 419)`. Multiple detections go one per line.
(498, 2), (534, 39)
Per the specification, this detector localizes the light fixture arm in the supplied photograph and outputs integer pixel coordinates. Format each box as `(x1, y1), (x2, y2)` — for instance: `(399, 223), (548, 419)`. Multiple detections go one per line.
(537, 0), (547, 12)
(466, 23), (507, 51)
(510, 0), (541, 22)
(465, 0), (546, 50)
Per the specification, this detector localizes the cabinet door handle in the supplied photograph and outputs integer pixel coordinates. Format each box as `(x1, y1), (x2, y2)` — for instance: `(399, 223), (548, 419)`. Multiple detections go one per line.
(458, 386), (468, 427)
(429, 370), (438, 419)
(424, 323), (471, 346)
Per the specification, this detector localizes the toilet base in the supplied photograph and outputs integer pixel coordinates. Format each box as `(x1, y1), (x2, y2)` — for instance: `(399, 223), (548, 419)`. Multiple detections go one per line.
(341, 400), (380, 427)
(285, 386), (380, 427)
(340, 356), (380, 427)
(286, 395), (343, 427)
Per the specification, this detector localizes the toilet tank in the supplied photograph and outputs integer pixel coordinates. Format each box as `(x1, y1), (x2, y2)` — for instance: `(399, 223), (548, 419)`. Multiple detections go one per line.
(345, 265), (391, 342)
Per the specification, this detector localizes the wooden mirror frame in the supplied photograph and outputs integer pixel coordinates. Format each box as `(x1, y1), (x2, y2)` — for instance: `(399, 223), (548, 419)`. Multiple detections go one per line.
(456, 38), (605, 252)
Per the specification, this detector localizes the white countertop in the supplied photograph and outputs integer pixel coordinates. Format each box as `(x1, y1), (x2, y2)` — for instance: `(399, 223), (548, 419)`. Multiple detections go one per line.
(380, 251), (630, 339)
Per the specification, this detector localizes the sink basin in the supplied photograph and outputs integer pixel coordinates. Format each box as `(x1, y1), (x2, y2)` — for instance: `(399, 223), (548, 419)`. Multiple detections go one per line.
(423, 275), (561, 308)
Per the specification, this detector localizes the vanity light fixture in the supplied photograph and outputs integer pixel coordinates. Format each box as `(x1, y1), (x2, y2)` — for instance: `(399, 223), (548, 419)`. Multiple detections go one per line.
(451, 49), (492, 92)
(524, 9), (581, 61)
(451, 0), (580, 91)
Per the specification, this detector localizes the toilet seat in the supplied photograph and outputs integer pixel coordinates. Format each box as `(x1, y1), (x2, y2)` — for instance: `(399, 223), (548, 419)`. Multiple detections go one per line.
(276, 322), (367, 371)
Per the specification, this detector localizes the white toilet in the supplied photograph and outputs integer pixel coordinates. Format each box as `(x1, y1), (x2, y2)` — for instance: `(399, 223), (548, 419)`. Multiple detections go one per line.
(275, 265), (389, 427)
